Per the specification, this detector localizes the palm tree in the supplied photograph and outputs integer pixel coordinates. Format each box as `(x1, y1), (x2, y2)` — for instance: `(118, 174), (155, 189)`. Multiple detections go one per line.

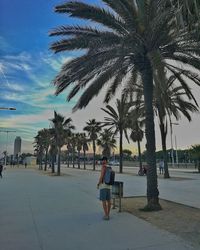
(101, 95), (130, 173)
(68, 133), (76, 168)
(81, 133), (89, 170)
(50, 111), (74, 175)
(83, 119), (101, 170)
(66, 140), (72, 168)
(50, 1), (200, 210)
(63, 122), (75, 168)
(39, 129), (51, 171)
(34, 133), (44, 170)
(76, 133), (83, 169)
(154, 71), (199, 178)
(127, 73), (199, 178)
(97, 129), (116, 158)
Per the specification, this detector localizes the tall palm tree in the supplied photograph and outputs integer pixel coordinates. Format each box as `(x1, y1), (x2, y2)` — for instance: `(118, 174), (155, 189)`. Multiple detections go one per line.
(154, 71), (199, 178)
(50, 111), (74, 175)
(83, 119), (101, 170)
(101, 95), (130, 173)
(97, 129), (116, 158)
(50, 1), (200, 210)
(127, 73), (199, 178)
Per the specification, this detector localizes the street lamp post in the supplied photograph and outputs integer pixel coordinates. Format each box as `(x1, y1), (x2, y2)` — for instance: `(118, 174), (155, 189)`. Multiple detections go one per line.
(0, 107), (16, 110)
(169, 119), (179, 168)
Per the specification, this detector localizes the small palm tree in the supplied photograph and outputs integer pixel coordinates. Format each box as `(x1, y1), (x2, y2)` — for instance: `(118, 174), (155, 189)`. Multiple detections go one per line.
(68, 133), (76, 168)
(63, 122), (75, 168)
(81, 133), (89, 170)
(34, 133), (44, 170)
(83, 119), (101, 170)
(39, 129), (51, 171)
(102, 95), (131, 173)
(97, 129), (116, 158)
(50, 111), (74, 175)
(76, 133), (83, 169)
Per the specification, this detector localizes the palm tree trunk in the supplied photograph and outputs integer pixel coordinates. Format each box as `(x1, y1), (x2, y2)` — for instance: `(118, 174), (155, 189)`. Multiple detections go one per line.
(39, 154), (43, 170)
(140, 60), (161, 211)
(119, 129), (123, 173)
(83, 150), (86, 170)
(44, 149), (48, 171)
(93, 140), (96, 171)
(67, 152), (70, 168)
(51, 155), (55, 173)
(137, 140), (143, 172)
(72, 148), (75, 168)
(78, 150), (80, 169)
(57, 148), (61, 176)
(159, 121), (170, 178)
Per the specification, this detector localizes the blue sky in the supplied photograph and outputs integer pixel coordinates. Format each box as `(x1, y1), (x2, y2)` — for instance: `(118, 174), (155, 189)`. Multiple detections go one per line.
(0, 0), (114, 155)
(0, 0), (200, 156)
(0, 0), (83, 153)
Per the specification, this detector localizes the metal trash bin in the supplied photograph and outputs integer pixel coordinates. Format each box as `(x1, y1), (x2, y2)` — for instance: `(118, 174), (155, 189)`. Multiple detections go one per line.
(112, 181), (123, 198)
(112, 181), (123, 212)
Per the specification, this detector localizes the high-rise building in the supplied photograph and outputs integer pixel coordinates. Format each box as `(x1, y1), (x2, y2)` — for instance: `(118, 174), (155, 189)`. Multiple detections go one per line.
(14, 136), (21, 157)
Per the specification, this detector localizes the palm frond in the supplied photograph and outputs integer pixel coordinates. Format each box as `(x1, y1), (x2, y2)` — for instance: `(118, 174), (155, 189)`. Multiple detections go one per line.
(71, 58), (127, 110)
(54, 1), (127, 35)
(101, 105), (119, 120)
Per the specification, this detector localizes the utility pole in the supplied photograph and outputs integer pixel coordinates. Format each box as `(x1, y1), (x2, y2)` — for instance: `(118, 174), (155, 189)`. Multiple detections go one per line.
(0, 130), (16, 166)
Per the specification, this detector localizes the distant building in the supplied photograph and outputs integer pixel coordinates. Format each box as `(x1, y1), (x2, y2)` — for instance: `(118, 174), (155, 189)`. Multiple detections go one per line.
(14, 136), (21, 157)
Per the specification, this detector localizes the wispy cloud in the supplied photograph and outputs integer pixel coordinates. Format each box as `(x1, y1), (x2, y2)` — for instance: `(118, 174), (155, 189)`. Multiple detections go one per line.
(6, 83), (24, 92)
(41, 52), (73, 72)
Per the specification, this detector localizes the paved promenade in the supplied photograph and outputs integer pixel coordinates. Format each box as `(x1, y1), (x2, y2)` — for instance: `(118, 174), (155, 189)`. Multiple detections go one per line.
(0, 166), (198, 250)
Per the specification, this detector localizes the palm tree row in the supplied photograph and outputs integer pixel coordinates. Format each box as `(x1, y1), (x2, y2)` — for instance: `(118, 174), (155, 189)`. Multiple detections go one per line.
(34, 82), (197, 178)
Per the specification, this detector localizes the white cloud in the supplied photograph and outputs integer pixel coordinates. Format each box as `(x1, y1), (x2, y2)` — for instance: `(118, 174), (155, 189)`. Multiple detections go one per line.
(6, 83), (24, 92)
(41, 52), (73, 71)
(3, 52), (31, 62)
